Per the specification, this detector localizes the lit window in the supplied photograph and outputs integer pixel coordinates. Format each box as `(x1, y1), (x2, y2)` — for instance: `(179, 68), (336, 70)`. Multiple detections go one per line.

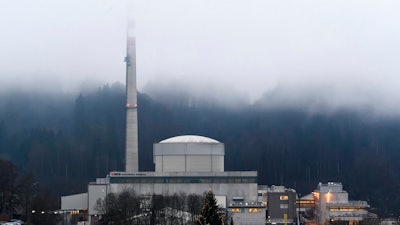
(280, 195), (289, 200)
(231, 208), (241, 213)
(249, 208), (262, 213)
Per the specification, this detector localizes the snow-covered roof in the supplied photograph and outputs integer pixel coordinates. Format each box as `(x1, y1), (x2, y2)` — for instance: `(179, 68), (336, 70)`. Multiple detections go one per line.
(159, 135), (220, 143)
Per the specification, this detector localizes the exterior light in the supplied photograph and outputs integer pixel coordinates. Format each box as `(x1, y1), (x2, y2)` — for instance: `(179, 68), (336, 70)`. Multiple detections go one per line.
(326, 192), (331, 203)
(32, 210), (35, 214)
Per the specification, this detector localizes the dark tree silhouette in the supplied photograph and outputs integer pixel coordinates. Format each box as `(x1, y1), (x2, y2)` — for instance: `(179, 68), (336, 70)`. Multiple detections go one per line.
(31, 189), (60, 225)
(95, 190), (141, 225)
(197, 191), (224, 225)
(0, 160), (37, 221)
(0, 159), (18, 216)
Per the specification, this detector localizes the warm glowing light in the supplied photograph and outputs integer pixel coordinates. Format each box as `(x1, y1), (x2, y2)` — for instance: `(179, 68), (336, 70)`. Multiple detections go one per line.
(313, 192), (320, 200)
(326, 192), (331, 203)
(41, 211), (45, 214)
(249, 208), (262, 213)
(231, 208), (240, 213)
(280, 195), (289, 200)
(32, 210), (36, 214)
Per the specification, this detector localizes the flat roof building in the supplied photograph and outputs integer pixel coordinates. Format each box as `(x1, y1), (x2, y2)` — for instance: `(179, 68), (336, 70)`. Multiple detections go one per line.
(313, 182), (369, 225)
(266, 186), (297, 225)
(61, 135), (260, 223)
(228, 204), (266, 225)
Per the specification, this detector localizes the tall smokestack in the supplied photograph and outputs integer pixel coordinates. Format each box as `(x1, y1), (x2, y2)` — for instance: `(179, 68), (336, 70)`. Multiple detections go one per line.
(124, 21), (139, 172)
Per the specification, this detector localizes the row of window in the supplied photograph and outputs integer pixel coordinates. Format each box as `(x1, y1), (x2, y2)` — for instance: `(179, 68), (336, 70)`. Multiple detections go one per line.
(280, 204), (289, 209)
(298, 200), (314, 204)
(231, 208), (263, 213)
(110, 176), (257, 184)
(257, 194), (289, 200)
(329, 208), (360, 212)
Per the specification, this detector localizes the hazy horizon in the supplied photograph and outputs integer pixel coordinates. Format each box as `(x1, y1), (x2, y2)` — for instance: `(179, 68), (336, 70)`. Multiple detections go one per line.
(2, 0), (400, 116)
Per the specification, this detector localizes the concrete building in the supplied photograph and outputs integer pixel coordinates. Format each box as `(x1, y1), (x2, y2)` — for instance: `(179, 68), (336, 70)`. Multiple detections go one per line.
(153, 135), (224, 172)
(297, 193), (315, 213)
(257, 185), (268, 207)
(228, 204), (267, 225)
(228, 185), (299, 225)
(60, 135), (259, 224)
(313, 182), (369, 225)
(86, 135), (258, 215)
(266, 186), (297, 225)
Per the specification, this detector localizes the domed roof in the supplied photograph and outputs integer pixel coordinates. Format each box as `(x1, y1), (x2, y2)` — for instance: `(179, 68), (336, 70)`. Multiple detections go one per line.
(159, 135), (220, 143)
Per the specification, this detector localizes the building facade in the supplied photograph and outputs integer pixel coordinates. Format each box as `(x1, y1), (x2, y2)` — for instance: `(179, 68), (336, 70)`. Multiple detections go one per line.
(228, 204), (267, 225)
(78, 135), (259, 222)
(313, 182), (369, 225)
(266, 186), (297, 225)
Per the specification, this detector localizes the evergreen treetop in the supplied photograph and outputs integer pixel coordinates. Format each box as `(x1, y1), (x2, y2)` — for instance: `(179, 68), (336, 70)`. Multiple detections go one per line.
(197, 190), (224, 225)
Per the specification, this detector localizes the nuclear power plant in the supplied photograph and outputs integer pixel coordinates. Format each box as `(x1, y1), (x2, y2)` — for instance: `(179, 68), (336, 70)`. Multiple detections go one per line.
(60, 21), (371, 225)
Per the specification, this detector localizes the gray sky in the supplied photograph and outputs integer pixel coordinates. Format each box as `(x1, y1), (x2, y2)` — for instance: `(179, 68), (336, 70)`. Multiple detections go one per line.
(1, 0), (400, 114)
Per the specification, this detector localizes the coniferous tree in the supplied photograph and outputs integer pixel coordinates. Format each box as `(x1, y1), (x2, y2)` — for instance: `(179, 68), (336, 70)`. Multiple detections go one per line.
(197, 191), (224, 225)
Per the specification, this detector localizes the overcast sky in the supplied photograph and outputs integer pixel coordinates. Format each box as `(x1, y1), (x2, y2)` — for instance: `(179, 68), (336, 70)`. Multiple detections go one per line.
(1, 0), (400, 114)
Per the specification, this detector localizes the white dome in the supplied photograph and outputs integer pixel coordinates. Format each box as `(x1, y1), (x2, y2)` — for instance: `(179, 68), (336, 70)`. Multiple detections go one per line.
(159, 135), (220, 143)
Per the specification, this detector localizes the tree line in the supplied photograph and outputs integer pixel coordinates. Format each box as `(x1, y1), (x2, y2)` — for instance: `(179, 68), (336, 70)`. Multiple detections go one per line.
(95, 190), (224, 225)
(0, 159), (59, 225)
(0, 83), (400, 215)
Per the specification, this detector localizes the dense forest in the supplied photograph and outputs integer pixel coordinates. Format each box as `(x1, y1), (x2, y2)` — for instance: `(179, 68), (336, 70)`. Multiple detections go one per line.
(0, 82), (400, 216)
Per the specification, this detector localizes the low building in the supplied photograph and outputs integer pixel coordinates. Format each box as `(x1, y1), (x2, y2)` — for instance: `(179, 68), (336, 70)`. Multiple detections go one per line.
(313, 182), (369, 225)
(297, 193), (315, 213)
(229, 204), (266, 225)
(266, 186), (297, 225)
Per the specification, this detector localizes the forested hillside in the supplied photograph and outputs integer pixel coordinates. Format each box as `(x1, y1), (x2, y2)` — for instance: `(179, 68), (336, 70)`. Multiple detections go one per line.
(0, 83), (399, 216)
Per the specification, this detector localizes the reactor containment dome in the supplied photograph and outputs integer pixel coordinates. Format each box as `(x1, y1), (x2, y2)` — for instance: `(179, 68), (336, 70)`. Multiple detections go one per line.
(154, 135), (224, 172)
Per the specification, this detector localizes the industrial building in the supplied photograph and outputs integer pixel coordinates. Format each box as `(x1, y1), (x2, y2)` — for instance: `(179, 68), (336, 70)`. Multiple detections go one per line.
(228, 185), (298, 225)
(85, 135), (258, 219)
(265, 186), (297, 225)
(313, 182), (369, 225)
(228, 203), (267, 225)
(61, 135), (260, 224)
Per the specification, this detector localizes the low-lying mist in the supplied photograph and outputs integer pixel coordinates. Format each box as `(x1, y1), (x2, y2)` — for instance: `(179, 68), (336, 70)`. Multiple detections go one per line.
(142, 77), (400, 119)
(1, 80), (400, 215)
